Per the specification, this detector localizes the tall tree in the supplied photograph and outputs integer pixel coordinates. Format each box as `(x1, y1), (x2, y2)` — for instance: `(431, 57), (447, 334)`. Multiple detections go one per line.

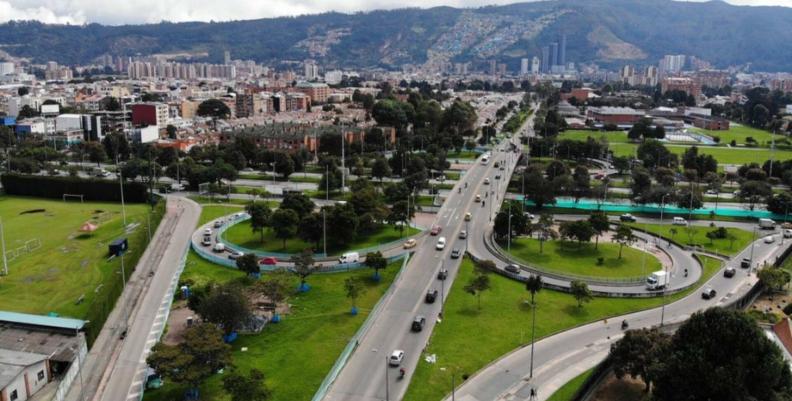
(280, 192), (315, 219)
(344, 277), (365, 314)
(147, 323), (231, 400)
(652, 308), (792, 401)
(270, 209), (299, 249)
(588, 211), (610, 249)
(609, 328), (671, 392)
(292, 249), (316, 292)
(570, 280), (592, 308)
(246, 203), (272, 243)
(195, 283), (250, 335)
(365, 251), (388, 280)
(197, 99), (231, 119)
(534, 213), (556, 254)
(298, 212), (324, 249)
(613, 225), (635, 259)
(464, 269), (491, 311)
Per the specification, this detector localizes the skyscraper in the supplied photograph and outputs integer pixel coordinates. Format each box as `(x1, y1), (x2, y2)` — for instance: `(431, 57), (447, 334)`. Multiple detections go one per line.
(520, 58), (529, 75)
(224, 50), (231, 65)
(550, 42), (559, 67)
(541, 46), (550, 73)
(559, 34), (567, 66)
(531, 57), (541, 74)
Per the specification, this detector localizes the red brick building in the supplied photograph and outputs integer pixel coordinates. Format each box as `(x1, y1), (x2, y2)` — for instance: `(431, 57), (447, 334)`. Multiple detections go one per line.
(587, 107), (645, 126)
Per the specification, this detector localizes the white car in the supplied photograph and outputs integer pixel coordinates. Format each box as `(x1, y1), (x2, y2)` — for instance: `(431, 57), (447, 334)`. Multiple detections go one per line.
(389, 350), (405, 366)
(764, 235), (776, 244)
(436, 237), (446, 250)
(784, 229), (792, 239)
(484, 178), (490, 185)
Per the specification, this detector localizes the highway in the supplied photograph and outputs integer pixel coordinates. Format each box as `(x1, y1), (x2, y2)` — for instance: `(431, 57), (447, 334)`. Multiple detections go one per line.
(448, 232), (786, 401)
(322, 136), (524, 400)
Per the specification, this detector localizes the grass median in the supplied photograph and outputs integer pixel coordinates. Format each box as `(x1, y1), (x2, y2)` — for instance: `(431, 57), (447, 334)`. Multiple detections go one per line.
(627, 223), (753, 256)
(403, 256), (722, 401)
(501, 237), (661, 279)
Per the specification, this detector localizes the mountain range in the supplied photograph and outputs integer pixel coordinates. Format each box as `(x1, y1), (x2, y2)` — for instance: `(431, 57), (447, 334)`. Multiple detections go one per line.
(1, 0), (792, 71)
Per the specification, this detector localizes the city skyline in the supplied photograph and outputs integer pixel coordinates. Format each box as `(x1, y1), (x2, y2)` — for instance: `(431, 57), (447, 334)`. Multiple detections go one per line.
(0, 0), (790, 25)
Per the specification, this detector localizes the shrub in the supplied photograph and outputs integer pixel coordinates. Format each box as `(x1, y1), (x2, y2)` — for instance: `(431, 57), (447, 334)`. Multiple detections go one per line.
(783, 303), (792, 316)
(1, 173), (149, 203)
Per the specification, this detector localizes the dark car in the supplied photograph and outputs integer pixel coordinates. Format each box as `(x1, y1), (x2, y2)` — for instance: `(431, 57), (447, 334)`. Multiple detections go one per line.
(724, 267), (736, 278)
(619, 214), (636, 222)
(437, 269), (448, 280)
(740, 258), (751, 268)
(425, 289), (439, 303)
(701, 287), (717, 300)
(451, 248), (461, 259)
(430, 226), (442, 236)
(411, 316), (426, 332)
(494, 174), (501, 180)
(505, 264), (520, 274)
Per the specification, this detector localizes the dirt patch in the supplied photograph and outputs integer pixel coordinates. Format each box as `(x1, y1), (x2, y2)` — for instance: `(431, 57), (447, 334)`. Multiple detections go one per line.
(591, 372), (647, 401)
(163, 301), (197, 346)
(750, 291), (792, 321)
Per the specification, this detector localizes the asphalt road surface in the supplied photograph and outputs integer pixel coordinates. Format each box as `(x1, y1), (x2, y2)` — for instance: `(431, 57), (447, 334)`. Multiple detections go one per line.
(322, 138), (523, 401)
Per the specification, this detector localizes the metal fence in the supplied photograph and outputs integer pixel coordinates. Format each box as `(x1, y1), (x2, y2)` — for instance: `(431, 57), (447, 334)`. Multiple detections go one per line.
(311, 253), (411, 401)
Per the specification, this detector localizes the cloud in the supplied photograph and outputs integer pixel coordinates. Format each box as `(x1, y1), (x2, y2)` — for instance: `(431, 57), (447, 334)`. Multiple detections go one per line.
(0, 0), (790, 25)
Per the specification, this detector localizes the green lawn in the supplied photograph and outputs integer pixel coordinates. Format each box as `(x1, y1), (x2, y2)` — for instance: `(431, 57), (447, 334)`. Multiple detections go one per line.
(146, 257), (404, 401)
(547, 368), (594, 401)
(403, 256), (722, 401)
(223, 222), (419, 256)
(608, 142), (792, 165)
(690, 123), (787, 147)
(559, 130), (629, 143)
(0, 196), (161, 343)
(503, 237), (661, 279)
(627, 223), (753, 256)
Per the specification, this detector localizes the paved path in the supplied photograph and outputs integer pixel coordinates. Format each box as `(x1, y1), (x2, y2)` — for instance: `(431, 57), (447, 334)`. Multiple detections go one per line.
(62, 196), (200, 401)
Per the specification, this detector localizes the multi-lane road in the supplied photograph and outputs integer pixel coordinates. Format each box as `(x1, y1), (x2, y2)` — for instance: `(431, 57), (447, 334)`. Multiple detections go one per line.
(322, 136), (524, 401)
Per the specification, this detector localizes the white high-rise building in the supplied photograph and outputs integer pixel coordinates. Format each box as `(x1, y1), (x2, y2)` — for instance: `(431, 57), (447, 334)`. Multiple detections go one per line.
(304, 62), (319, 81)
(520, 58), (530, 75)
(531, 57), (541, 74)
(660, 55), (686, 74)
(0, 62), (14, 76)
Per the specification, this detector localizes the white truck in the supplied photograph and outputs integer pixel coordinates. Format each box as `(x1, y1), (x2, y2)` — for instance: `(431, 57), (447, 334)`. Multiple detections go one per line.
(646, 271), (669, 291)
(759, 218), (776, 229)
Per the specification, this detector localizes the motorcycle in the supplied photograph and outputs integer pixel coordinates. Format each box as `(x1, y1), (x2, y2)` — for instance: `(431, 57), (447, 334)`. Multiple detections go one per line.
(482, 201), (486, 207)
(458, 188), (462, 194)
(621, 320), (629, 330)
(399, 368), (406, 380)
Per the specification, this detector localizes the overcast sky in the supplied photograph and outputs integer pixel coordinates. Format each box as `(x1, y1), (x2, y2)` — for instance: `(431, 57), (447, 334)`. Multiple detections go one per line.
(0, 0), (790, 25)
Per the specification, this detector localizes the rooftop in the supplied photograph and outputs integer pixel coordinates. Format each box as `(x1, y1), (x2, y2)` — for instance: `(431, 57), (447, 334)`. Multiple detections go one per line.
(0, 349), (48, 389)
(0, 311), (85, 332)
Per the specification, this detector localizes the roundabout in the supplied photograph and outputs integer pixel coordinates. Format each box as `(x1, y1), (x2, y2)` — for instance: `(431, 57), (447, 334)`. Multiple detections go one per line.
(190, 211), (426, 271)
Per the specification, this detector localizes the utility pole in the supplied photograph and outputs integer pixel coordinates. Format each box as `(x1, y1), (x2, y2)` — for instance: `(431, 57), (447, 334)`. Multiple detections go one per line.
(508, 200), (512, 253)
(323, 208), (327, 256)
(748, 227), (757, 276)
(116, 154), (127, 226)
(0, 217), (7, 276)
(341, 124), (345, 194)
(529, 297), (537, 377)
(384, 356), (390, 401)
(325, 164), (329, 201)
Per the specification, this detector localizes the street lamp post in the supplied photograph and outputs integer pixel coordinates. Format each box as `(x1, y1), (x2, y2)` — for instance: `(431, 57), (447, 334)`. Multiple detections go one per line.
(749, 227), (757, 276)
(322, 208), (327, 256)
(508, 201), (512, 253)
(529, 298), (537, 378)
(384, 355), (389, 401)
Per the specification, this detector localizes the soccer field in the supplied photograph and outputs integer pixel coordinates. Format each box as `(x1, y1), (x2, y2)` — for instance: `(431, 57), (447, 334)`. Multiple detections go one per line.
(0, 196), (160, 341)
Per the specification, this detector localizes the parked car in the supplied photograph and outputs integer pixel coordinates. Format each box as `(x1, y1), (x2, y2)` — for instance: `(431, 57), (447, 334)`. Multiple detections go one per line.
(259, 257), (278, 265)
(451, 248), (461, 259)
(430, 226), (442, 235)
(436, 237), (446, 250)
(620, 214), (636, 222)
(740, 258), (752, 268)
(437, 269), (448, 280)
(505, 264), (520, 274)
(723, 267), (736, 278)
(411, 316), (426, 332)
(701, 286), (717, 300)
(425, 289), (439, 303)
(389, 350), (405, 366)
(403, 239), (417, 249)
(459, 230), (468, 239)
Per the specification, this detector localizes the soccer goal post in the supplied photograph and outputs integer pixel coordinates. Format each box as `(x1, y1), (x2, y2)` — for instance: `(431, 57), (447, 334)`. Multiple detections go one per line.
(63, 194), (85, 203)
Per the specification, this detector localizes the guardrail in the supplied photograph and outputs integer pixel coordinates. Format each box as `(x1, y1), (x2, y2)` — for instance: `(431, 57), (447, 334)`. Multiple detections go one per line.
(311, 253), (411, 401)
(486, 233), (647, 286)
(214, 212), (426, 261)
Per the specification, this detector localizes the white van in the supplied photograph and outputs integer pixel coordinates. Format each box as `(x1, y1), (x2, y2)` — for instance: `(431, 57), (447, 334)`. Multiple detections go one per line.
(436, 237), (447, 250)
(672, 217), (687, 226)
(212, 243), (226, 253)
(481, 155), (490, 165)
(339, 252), (360, 264)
